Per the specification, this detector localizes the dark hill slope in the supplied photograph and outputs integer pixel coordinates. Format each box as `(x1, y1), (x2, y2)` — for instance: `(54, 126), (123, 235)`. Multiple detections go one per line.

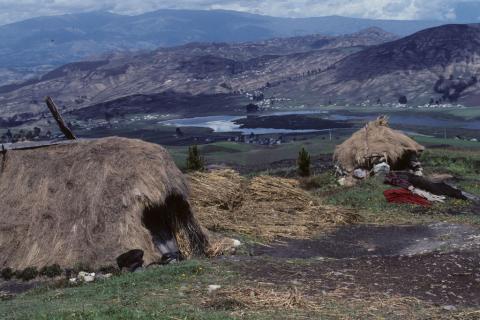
(291, 24), (480, 105)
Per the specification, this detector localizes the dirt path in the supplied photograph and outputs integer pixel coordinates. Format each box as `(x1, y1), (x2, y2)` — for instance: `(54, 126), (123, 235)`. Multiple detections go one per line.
(250, 222), (480, 259)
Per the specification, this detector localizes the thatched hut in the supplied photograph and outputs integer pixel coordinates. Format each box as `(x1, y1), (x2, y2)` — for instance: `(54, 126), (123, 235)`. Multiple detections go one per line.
(0, 137), (209, 269)
(333, 116), (425, 174)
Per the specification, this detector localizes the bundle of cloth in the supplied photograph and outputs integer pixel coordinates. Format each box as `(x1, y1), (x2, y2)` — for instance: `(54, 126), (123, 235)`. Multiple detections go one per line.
(383, 172), (478, 206)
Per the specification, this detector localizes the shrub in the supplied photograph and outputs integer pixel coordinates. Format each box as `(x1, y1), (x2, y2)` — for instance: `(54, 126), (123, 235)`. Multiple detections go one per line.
(1, 267), (14, 280)
(39, 264), (63, 278)
(73, 259), (95, 274)
(17, 266), (38, 281)
(297, 147), (311, 177)
(185, 141), (204, 171)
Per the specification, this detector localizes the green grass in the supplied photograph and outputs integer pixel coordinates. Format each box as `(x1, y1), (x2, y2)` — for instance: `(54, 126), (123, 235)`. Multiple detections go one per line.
(0, 260), (252, 320)
(416, 137), (480, 150)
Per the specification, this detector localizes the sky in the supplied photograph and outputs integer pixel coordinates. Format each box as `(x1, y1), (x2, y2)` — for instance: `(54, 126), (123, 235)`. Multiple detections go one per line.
(1, 0), (480, 26)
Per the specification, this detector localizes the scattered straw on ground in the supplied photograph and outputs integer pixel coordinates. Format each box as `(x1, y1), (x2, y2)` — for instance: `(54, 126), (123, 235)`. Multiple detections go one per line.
(203, 284), (441, 319)
(187, 170), (361, 241)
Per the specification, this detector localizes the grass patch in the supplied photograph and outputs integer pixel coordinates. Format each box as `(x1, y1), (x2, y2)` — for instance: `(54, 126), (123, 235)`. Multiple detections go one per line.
(0, 260), (240, 320)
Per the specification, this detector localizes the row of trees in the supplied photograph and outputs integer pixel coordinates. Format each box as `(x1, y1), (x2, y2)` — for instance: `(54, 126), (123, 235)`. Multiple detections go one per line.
(1, 128), (50, 141)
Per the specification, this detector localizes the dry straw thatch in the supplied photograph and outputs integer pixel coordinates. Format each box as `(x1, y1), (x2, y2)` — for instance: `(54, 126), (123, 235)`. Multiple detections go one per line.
(187, 170), (360, 241)
(0, 137), (209, 269)
(333, 115), (425, 171)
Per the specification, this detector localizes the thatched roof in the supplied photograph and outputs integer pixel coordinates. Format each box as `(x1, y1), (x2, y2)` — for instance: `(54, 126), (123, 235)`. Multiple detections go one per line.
(0, 137), (209, 269)
(333, 116), (425, 171)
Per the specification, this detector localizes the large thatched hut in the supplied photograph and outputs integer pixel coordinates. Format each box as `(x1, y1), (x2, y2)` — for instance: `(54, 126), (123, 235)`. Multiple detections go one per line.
(0, 137), (209, 269)
(333, 116), (425, 175)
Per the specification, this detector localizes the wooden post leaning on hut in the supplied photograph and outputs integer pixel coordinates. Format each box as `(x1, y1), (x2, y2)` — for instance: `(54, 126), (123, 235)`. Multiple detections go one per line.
(45, 97), (77, 140)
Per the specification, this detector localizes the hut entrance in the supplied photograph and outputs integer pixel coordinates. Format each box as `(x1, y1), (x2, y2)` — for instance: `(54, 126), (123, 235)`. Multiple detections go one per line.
(142, 200), (180, 255)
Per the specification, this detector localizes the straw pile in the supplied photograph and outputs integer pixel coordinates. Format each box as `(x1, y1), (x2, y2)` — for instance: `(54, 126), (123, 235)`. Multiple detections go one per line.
(0, 137), (209, 269)
(187, 170), (360, 241)
(333, 115), (425, 171)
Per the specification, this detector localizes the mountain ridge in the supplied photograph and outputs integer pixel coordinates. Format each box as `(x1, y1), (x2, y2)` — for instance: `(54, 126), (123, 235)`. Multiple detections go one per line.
(0, 9), (444, 83)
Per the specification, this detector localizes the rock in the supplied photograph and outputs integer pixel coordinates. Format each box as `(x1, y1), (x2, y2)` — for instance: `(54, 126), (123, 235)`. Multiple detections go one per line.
(134, 267), (146, 272)
(232, 239), (241, 247)
(83, 276), (95, 283)
(338, 177), (346, 186)
(105, 273), (112, 278)
(207, 285), (221, 292)
(78, 271), (87, 278)
(353, 168), (368, 179)
(95, 274), (105, 280)
(373, 162), (390, 175)
(414, 171), (423, 176)
(443, 305), (457, 311)
(69, 278), (78, 284)
(291, 280), (301, 285)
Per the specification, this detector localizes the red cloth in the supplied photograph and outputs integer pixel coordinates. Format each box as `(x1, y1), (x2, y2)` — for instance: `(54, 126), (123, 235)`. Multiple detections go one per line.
(383, 189), (433, 206)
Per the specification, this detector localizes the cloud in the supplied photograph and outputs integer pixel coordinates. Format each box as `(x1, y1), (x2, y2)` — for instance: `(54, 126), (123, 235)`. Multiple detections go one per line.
(0, 0), (477, 26)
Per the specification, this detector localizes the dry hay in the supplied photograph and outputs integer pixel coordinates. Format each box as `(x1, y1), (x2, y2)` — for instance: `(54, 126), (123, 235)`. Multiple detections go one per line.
(205, 236), (238, 258)
(187, 170), (360, 241)
(0, 137), (209, 269)
(333, 115), (425, 171)
(207, 286), (318, 312)
(205, 285), (438, 319)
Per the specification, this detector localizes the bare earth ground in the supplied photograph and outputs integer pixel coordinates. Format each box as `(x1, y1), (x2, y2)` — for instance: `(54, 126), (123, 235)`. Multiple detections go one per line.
(204, 223), (480, 308)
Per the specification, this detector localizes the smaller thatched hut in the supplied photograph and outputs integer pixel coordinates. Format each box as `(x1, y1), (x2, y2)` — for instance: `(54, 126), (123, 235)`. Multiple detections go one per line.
(0, 137), (209, 269)
(333, 116), (425, 175)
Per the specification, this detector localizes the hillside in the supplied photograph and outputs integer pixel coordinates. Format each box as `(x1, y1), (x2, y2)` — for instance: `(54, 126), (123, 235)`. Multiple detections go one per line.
(273, 23), (480, 106)
(0, 10), (442, 83)
(0, 27), (399, 118)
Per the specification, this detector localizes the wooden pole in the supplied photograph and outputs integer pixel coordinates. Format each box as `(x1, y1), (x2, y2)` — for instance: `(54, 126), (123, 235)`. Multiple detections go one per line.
(45, 97), (77, 140)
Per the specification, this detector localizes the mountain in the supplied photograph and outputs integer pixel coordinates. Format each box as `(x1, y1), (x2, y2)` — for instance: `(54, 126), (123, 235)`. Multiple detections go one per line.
(284, 23), (480, 106)
(0, 10), (444, 83)
(0, 27), (400, 118)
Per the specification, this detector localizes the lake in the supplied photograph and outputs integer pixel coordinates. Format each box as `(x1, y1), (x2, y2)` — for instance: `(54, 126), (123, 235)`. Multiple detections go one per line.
(159, 111), (480, 134)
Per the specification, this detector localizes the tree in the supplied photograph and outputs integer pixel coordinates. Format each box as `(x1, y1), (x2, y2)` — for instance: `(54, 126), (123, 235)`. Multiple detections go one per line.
(297, 147), (311, 177)
(25, 131), (33, 140)
(246, 103), (259, 113)
(33, 127), (41, 136)
(185, 141), (204, 171)
(398, 95), (407, 104)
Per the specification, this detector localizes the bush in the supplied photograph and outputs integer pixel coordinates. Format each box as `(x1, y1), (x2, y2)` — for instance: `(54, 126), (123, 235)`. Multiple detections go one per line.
(185, 141), (204, 171)
(17, 266), (38, 281)
(39, 264), (63, 278)
(1, 267), (14, 280)
(73, 259), (95, 274)
(297, 147), (311, 177)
